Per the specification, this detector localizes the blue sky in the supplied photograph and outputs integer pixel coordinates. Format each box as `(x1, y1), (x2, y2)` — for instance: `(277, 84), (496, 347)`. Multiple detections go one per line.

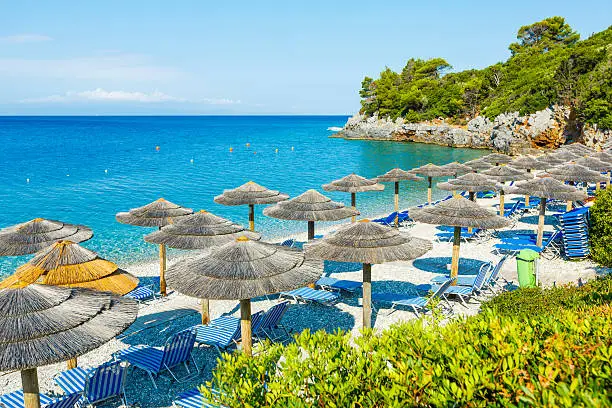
(0, 0), (610, 115)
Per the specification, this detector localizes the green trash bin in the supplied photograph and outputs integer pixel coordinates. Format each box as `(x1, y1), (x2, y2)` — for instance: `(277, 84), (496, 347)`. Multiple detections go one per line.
(516, 249), (539, 288)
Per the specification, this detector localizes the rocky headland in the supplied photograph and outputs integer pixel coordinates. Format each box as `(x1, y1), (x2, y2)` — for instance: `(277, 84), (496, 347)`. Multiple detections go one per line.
(333, 105), (611, 154)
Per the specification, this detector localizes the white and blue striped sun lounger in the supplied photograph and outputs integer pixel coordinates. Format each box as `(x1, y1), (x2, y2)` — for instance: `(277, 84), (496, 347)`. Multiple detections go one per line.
(193, 311), (264, 353)
(173, 388), (223, 408)
(316, 277), (362, 293)
(116, 330), (198, 389)
(431, 263), (491, 307)
(256, 301), (291, 341)
(429, 255), (509, 291)
(0, 391), (81, 408)
(372, 278), (455, 316)
(125, 284), (158, 303)
(54, 361), (128, 406)
(280, 287), (340, 305)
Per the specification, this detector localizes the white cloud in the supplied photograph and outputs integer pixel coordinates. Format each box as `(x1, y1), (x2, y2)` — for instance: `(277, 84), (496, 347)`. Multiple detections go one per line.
(0, 34), (53, 43)
(19, 89), (242, 105)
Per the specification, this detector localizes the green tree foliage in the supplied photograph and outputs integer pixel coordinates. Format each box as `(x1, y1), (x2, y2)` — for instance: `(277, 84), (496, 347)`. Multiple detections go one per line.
(360, 17), (612, 129)
(590, 188), (612, 267)
(201, 276), (612, 407)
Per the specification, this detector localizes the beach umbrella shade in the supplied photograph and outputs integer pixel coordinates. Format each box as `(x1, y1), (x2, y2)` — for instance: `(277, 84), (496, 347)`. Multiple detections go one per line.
(551, 150), (581, 162)
(322, 173), (384, 222)
(592, 151), (612, 187)
(263, 189), (359, 239)
(166, 236), (322, 356)
(304, 220), (432, 329)
(144, 210), (260, 324)
(0, 219), (92, 257)
(547, 163), (607, 210)
(511, 177), (587, 246)
(463, 158), (493, 172)
(440, 162), (473, 177)
(0, 284), (137, 408)
(436, 173), (501, 201)
(510, 156), (549, 206)
(482, 165), (533, 215)
(214, 181), (289, 231)
(116, 198), (193, 296)
(538, 153), (566, 169)
(374, 169), (422, 226)
(482, 153), (512, 166)
(558, 143), (595, 155)
(411, 164), (455, 204)
(574, 157), (612, 191)
(410, 196), (509, 285)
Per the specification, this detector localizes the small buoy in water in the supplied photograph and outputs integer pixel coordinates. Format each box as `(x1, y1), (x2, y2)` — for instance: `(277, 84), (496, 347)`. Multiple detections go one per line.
(104, 169), (108, 173)
(275, 148), (278, 153)
(229, 147), (233, 152)
(26, 178), (30, 183)
(190, 159), (194, 163)
(155, 146), (160, 151)
(253, 151), (257, 155)
(246, 143), (250, 147)
(291, 146), (294, 151)
(66, 174), (70, 177)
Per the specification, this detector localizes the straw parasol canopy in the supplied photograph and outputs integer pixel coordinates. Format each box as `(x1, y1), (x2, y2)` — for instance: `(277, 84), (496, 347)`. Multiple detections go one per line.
(441, 162), (473, 176)
(547, 163), (607, 183)
(538, 153), (566, 169)
(410, 196), (509, 285)
(0, 219), (93, 257)
(551, 150), (581, 162)
(0, 284), (137, 408)
(214, 181), (289, 231)
(304, 220), (432, 329)
(0, 241), (138, 296)
(116, 198), (193, 297)
(437, 173), (501, 199)
(558, 143), (594, 155)
(482, 153), (512, 166)
(574, 157), (611, 173)
(464, 158), (493, 172)
(322, 174), (384, 222)
(510, 155), (548, 171)
(482, 165), (533, 215)
(411, 163), (455, 204)
(375, 169), (423, 227)
(511, 177), (587, 246)
(592, 151), (612, 188)
(166, 236), (322, 356)
(263, 189), (358, 239)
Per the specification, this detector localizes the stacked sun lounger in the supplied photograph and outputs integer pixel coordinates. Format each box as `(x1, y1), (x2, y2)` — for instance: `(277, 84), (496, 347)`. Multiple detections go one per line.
(558, 207), (590, 259)
(493, 230), (562, 259)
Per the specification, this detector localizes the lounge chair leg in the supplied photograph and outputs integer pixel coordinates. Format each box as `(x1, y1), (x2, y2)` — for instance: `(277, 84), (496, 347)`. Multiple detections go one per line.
(148, 372), (158, 389)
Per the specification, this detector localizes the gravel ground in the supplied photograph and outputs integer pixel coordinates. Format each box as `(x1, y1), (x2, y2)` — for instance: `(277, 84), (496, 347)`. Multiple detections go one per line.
(1, 193), (609, 407)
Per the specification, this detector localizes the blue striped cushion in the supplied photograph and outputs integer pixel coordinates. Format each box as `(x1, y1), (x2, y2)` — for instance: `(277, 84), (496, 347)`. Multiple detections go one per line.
(116, 345), (164, 373)
(54, 367), (93, 395)
(393, 296), (428, 308)
(85, 362), (125, 403)
(160, 330), (196, 369)
(174, 388), (220, 408)
(444, 286), (474, 296)
(0, 390), (54, 408)
(259, 302), (289, 333)
(194, 324), (239, 348)
(282, 287), (339, 303)
(125, 285), (154, 301)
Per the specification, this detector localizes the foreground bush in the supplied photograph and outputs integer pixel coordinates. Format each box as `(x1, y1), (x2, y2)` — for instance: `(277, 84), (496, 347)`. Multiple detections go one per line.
(590, 188), (612, 267)
(202, 277), (612, 407)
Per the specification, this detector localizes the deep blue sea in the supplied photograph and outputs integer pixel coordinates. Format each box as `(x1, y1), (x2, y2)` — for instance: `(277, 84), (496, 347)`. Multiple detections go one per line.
(0, 116), (487, 276)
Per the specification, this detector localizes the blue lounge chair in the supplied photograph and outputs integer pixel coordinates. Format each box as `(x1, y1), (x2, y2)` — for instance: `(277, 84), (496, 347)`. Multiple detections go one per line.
(54, 361), (128, 406)
(280, 287), (340, 305)
(115, 330), (198, 388)
(432, 263), (491, 307)
(125, 284), (158, 303)
(430, 255), (509, 291)
(493, 231), (561, 258)
(0, 391), (80, 408)
(316, 276), (362, 293)
(280, 239), (295, 247)
(173, 388), (222, 408)
(193, 311), (264, 353)
(372, 278), (455, 316)
(257, 301), (291, 341)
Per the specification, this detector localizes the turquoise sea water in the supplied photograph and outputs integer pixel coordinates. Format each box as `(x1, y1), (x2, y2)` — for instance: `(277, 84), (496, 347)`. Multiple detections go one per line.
(0, 116), (487, 277)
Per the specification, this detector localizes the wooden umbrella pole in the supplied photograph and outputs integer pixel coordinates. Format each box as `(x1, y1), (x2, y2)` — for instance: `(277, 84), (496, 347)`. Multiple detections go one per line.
(596, 181), (600, 192)
(307, 221), (315, 241)
(427, 177), (432, 204)
(248, 204), (255, 231)
(201, 299), (210, 325)
(525, 169), (531, 206)
(450, 226), (461, 286)
(536, 198), (546, 247)
(394, 181), (399, 227)
(499, 190), (505, 216)
(239, 299), (252, 357)
(159, 243), (167, 297)
(21, 368), (40, 408)
(351, 193), (356, 223)
(67, 358), (77, 369)
(566, 200), (573, 212)
(467, 192), (475, 233)
(607, 171), (611, 188)
(362, 263), (372, 329)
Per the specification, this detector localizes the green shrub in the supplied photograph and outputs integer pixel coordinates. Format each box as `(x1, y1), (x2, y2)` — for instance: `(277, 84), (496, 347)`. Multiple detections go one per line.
(201, 278), (612, 407)
(590, 188), (612, 267)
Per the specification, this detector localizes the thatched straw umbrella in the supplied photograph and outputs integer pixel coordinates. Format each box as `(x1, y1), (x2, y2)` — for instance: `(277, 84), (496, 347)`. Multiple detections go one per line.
(441, 162), (473, 177)
(510, 156), (548, 206)
(482, 153), (512, 166)
(0, 284), (137, 408)
(482, 165), (533, 215)
(214, 181), (289, 231)
(538, 153), (566, 169)
(574, 157), (612, 191)
(263, 189), (358, 239)
(411, 164), (455, 204)
(166, 236), (322, 356)
(547, 163), (607, 211)
(304, 220), (431, 329)
(144, 210), (261, 324)
(410, 196), (509, 284)
(0, 240), (138, 369)
(0, 219), (92, 256)
(374, 169), (422, 226)
(464, 158), (493, 172)
(559, 143), (594, 155)
(116, 198), (193, 297)
(592, 151), (612, 187)
(437, 173), (501, 201)
(552, 150), (581, 162)
(322, 174), (384, 222)
(511, 177), (587, 246)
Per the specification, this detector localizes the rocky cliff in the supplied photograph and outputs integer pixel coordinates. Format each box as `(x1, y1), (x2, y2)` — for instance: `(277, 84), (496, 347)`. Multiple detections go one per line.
(333, 106), (610, 154)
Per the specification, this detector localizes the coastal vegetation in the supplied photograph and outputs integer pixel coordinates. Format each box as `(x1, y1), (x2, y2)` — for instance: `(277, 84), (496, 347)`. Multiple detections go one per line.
(590, 188), (612, 267)
(359, 17), (612, 129)
(201, 275), (612, 407)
